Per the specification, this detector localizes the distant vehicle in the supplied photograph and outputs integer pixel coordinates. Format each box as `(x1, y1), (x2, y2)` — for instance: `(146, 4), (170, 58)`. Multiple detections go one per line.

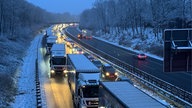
(67, 54), (100, 108)
(92, 59), (103, 69)
(87, 55), (95, 61)
(101, 63), (118, 81)
(99, 81), (167, 108)
(65, 38), (74, 48)
(115, 75), (133, 85)
(72, 46), (84, 54)
(49, 44), (67, 78)
(46, 36), (57, 55)
(137, 53), (147, 60)
(77, 33), (84, 39)
(82, 29), (92, 39)
(83, 52), (90, 57)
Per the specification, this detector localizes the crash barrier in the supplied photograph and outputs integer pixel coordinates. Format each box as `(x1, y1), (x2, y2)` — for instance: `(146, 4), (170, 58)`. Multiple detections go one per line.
(35, 59), (42, 108)
(65, 29), (192, 107)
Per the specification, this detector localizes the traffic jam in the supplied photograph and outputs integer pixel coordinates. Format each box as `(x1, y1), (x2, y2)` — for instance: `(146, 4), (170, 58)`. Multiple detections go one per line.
(43, 24), (168, 108)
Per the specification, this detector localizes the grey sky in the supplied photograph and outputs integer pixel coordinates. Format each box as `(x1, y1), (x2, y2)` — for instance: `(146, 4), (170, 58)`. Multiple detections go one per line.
(27, 0), (95, 15)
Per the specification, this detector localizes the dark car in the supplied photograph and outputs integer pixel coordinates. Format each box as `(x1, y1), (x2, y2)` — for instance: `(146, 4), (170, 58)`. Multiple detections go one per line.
(116, 75), (133, 85)
(101, 63), (118, 81)
(92, 60), (102, 69)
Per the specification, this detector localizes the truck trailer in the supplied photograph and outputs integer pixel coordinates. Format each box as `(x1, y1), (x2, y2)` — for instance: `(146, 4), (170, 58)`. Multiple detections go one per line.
(67, 54), (100, 108)
(99, 81), (167, 108)
(46, 35), (57, 55)
(49, 43), (66, 78)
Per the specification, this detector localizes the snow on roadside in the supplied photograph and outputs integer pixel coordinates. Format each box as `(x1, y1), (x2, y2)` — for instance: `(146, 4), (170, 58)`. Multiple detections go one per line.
(93, 36), (163, 61)
(11, 35), (42, 108)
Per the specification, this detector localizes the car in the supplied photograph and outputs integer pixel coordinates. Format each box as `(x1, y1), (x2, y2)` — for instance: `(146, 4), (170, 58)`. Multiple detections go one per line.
(115, 75), (133, 85)
(72, 46), (84, 54)
(85, 35), (92, 39)
(87, 55), (95, 61)
(137, 53), (147, 60)
(92, 59), (102, 69)
(101, 63), (118, 81)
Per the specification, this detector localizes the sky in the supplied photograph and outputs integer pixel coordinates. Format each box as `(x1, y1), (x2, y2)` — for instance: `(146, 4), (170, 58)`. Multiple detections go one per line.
(27, 0), (95, 15)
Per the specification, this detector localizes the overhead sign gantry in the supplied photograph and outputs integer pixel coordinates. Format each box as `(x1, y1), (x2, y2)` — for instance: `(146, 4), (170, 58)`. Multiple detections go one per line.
(164, 29), (192, 72)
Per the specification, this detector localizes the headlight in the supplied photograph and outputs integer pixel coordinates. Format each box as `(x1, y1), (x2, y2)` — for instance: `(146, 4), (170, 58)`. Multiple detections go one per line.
(106, 72), (110, 76)
(115, 72), (118, 76)
(63, 70), (67, 74)
(51, 70), (55, 74)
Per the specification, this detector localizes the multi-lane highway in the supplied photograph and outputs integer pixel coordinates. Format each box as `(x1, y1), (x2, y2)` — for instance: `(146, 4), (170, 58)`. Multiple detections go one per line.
(66, 27), (192, 94)
(40, 35), (74, 108)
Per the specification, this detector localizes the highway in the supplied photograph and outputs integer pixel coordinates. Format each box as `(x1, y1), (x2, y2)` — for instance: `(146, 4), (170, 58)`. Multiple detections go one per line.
(43, 76), (73, 108)
(66, 27), (192, 93)
(40, 39), (74, 108)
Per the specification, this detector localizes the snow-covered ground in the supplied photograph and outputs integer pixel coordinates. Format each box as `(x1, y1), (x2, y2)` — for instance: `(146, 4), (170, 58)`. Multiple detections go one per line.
(11, 34), (43, 108)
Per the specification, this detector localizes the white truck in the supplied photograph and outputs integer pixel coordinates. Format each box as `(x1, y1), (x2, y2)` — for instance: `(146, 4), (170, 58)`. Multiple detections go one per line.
(46, 35), (57, 55)
(67, 54), (100, 108)
(49, 43), (67, 78)
(99, 81), (167, 108)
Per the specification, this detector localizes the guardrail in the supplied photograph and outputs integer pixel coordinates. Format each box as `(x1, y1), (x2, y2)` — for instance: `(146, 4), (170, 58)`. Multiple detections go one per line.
(65, 29), (192, 107)
(35, 35), (43, 108)
(35, 59), (42, 108)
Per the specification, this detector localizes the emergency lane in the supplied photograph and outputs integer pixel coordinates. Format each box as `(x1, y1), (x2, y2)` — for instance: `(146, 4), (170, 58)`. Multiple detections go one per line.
(44, 76), (73, 108)
(65, 27), (192, 93)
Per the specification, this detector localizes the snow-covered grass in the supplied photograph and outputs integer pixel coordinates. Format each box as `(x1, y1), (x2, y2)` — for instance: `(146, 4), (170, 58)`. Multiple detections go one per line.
(10, 35), (42, 108)
(0, 34), (32, 107)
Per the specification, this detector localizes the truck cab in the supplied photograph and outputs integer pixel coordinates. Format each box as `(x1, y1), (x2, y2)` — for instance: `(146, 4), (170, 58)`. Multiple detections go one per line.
(77, 73), (100, 108)
(67, 54), (100, 108)
(101, 63), (118, 81)
(49, 44), (66, 78)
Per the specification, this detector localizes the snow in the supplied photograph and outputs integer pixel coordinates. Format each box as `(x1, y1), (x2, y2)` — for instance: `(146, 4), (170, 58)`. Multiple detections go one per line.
(101, 81), (167, 108)
(67, 54), (100, 72)
(10, 35), (42, 108)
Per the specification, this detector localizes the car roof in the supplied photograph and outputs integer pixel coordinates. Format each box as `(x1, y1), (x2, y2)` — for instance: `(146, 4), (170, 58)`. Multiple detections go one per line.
(103, 63), (111, 67)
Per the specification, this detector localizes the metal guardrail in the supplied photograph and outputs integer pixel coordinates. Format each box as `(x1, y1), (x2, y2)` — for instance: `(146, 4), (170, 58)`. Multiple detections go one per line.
(35, 59), (42, 108)
(65, 30), (192, 107)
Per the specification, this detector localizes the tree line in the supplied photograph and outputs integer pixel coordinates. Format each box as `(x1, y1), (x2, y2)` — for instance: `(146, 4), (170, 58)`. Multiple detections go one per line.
(80, 0), (192, 38)
(0, 0), (77, 39)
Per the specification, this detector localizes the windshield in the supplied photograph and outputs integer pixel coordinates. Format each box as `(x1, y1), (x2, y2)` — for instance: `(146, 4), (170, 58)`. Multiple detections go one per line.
(82, 85), (98, 98)
(105, 66), (115, 73)
(93, 61), (102, 67)
(51, 57), (66, 65)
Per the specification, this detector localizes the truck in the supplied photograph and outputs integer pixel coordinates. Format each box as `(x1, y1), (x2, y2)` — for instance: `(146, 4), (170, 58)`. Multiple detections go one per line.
(49, 43), (67, 78)
(78, 29), (92, 39)
(46, 35), (57, 55)
(67, 54), (100, 108)
(99, 81), (167, 108)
